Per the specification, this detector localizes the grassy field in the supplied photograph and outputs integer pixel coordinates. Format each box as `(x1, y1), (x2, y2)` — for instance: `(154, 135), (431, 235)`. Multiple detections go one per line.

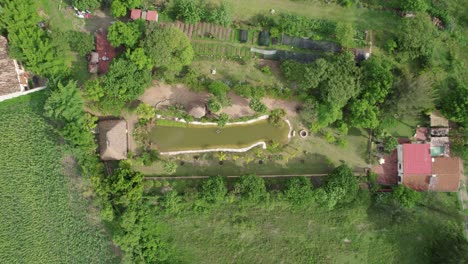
(154, 191), (463, 264)
(0, 93), (116, 263)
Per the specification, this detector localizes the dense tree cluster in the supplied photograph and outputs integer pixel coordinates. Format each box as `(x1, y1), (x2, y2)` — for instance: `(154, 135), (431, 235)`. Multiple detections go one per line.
(170, 0), (233, 26)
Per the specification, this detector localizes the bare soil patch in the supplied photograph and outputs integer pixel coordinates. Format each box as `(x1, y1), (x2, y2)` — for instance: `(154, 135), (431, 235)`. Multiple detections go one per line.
(139, 82), (210, 108)
(262, 98), (300, 117)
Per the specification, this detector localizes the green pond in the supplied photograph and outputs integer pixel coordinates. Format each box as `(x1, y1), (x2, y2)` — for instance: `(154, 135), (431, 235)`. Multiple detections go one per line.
(149, 120), (289, 152)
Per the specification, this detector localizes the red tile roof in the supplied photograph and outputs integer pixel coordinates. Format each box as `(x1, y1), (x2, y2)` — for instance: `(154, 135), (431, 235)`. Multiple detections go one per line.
(130, 9), (142, 20)
(402, 174), (430, 191)
(95, 30), (116, 74)
(146, 10), (158, 21)
(403, 144), (432, 175)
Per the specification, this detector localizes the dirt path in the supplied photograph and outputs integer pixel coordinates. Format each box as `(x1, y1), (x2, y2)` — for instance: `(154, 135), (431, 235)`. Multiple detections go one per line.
(139, 82), (210, 108)
(145, 174), (328, 180)
(140, 82), (300, 118)
(459, 174), (468, 240)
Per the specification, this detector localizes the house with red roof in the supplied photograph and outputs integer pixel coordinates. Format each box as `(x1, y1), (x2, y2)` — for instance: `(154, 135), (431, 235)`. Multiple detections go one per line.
(130, 9), (158, 22)
(397, 143), (462, 191)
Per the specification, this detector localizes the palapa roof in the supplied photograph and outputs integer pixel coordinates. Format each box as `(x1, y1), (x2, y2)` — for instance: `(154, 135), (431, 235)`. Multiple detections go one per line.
(188, 104), (206, 118)
(430, 111), (449, 127)
(98, 120), (128, 160)
(0, 36), (21, 96)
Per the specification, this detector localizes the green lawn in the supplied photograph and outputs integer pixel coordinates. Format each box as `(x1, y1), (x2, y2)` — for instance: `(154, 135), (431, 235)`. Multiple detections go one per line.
(152, 191), (463, 264)
(0, 93), (116, 263)
(211, 0), (400, 31)
(38, 0), (85, 32)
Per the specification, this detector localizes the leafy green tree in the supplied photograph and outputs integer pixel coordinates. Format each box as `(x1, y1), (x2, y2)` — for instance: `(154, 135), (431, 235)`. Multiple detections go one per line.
(284, 177), (314, 206)
(320, 164), (359, 209)
(102, 166), (145, 208)
(206, 2), (232, 26)
(125, 48), (153, 70)
(268, 108), (286, 126)
(159, 190), (183, 214)
(439, 78), (468, 124)
(107, 21), (143, 48)
(100, 57), (152, 113)
(392, 185), (421, 208)
(171, 0), (204, 24)
(207, 98), (222, 113)
(66, 31), (94, 56)
(136, 103), (155, 121)
(163, 161), (178, 174)
(397, 15), (436, 61)
(347, 99), (380, 129)
(335, 22), (355, 48)
(71, 0), (101, 10)
(217, 113), (229, 127)
(400, 0), (428, 12)
(234, 174), (267, 203)
(208, 81), (230, 97)
(143, 24), (194, 75)
(383, 136), (398, 153)
(249, 98), (267, 113)
(385, 73), (434, 118)
(360, 56), (394, 105)
(83, 79), (104, 102)
(199, 176), (227, 203)
(111, 0), (142, 17)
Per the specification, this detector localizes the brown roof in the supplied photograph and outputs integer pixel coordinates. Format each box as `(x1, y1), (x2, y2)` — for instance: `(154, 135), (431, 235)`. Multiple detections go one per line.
(431, 157), (462, 192)
(402, 174), (430, 191)
(0, 36), (21, 96)
(98, 120), (128, 160)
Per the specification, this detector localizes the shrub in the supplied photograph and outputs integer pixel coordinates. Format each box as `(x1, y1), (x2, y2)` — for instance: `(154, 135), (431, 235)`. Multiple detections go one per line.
(284, 177), (314, 206)
(261, 65), (272, 75)
(319, 164), (359, 209)
(233, 84), (253, 98)
(323, 131), (336, 143)
(337, 138), (348, 148)
(199, 176), (227, 203)
(234, 174), (267, 203)
(268, 108), (286, 126)
(208, 80), (230, 97)
(383, 136), (398, 153)
(139, 149), (160, 166)
(170, 0), (204, 24)
(207, 98), (222, 113)
(217, 113), (229, 127)
(163, 161), (178, 174)
(249, 98), (267, 113)
(392, 185), (421, 208)
(136, 103), (156, 121)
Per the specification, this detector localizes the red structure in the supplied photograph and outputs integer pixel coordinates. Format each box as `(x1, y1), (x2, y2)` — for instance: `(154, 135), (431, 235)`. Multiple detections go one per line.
(146, 10), (158, 21)
(130, 9), (142, 20)
(130, 9), (158, 22)
(95, 29), (116, 74)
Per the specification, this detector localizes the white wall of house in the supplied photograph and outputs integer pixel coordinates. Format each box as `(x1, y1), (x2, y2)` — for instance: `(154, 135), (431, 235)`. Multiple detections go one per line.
(0, 86), (46, 102)
(397, 144), (404, 184)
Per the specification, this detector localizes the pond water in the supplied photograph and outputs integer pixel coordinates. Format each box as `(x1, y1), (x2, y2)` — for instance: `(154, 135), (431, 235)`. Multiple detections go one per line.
(149, 120), (289, 152)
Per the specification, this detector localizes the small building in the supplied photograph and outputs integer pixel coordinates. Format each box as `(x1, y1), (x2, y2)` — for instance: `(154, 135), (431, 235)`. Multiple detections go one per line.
(397, 143), (461, 192)
(0, 36), (45, 102)
(239, 29), (248, 43)
(188, 103), (206, 119)
(130, 9), (142, 20)
(130, 9), (158, 22)
(258, 31), (270, 46)
(98, 120), (128, 160)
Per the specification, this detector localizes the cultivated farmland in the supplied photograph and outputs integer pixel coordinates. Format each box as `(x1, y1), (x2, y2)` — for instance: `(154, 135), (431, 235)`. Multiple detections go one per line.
(0, 93), (116, 263)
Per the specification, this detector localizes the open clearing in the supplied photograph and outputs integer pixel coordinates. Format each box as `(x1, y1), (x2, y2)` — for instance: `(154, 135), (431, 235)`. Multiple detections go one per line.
(153, 190), (463, 264)
(0, 93), (116, 263)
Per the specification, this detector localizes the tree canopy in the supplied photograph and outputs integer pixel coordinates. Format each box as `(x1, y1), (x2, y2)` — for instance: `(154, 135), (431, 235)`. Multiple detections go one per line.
(319, 165), (359, 209)
(143, 24), (194, 76)
(234, 174), (267, 203)
(199, 176), (228, 203)
(107, 20), (144, 48)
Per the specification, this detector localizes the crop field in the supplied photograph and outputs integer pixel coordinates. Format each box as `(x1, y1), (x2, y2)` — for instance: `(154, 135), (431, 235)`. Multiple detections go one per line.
(0, 93), (116, 263)
(155, 191), (463, 264)
(192, 42), (252, 59)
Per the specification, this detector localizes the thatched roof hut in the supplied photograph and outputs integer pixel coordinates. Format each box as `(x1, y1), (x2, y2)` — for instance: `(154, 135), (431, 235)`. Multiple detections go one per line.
(188, 104), (206, 118)
(98, 120), (128, 160)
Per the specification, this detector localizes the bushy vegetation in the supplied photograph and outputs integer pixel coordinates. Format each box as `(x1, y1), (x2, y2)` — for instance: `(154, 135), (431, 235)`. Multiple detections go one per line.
(0, 93), (116, 263)
(170, 0), (233, 26)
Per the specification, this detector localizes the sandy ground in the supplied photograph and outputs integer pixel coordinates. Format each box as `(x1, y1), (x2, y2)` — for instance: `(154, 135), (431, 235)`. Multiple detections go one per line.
(139, 82), (210, 108)
(140, 82), (300, 117)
